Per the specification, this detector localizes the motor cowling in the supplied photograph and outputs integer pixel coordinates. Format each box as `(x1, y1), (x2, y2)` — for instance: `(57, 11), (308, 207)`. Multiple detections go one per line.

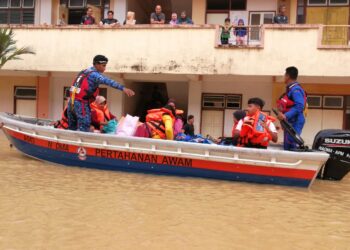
(312, 129), (350, 180)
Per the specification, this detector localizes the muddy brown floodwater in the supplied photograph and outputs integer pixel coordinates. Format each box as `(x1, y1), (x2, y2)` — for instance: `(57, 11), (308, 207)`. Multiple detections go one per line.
(0, 133), (349, 250)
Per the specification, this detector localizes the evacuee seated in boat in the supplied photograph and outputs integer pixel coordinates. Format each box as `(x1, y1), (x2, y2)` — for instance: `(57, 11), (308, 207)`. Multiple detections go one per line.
(145, 100), (184, 140)
(234, 98), (278, 149)
(53, 106), (69, 129)
(90, 96), (116, 132)
(216, 110), (246, 146)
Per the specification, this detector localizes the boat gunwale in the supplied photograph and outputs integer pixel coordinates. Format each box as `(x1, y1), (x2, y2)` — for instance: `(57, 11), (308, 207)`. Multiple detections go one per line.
(0, 112), (330, 163)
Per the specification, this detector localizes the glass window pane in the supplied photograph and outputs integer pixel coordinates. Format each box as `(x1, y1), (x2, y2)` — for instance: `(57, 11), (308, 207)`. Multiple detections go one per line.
(9, 9), (21, 23)
(86, 0), (101, 6)
(308, 0), (327, 5)
(23, 0), (35, 7)
(207, 0), (229, 10)
(297, 0), (305, 5)
(23, 9), (34, 23)
(263, 13), (274, 24)
(0, 0), (8, 8)
(0, 10), (8, 23)
(329, 0), (349, 5)
(69, 0), (84, 7)
(230, 0), (246, 10)
(10, 0), (20, 7)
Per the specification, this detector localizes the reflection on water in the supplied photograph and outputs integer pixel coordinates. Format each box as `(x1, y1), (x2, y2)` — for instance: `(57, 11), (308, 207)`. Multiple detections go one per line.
(0, 133), (349, 250)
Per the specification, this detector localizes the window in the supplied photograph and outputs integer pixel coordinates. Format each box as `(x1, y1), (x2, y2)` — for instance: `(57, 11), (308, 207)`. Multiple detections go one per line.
(297, 0), (306, 24)
(15, 87), (36, 98)
(230, 0), (246, 10)
(329, 0), (349, 5)
(323, 96), (344, 109)
(69, 0), (85, 8)
(203, 95), (225, 108)
(0, 0), (7, 8)
(226, 95), (242, 109)
(0, 0), (35, 24)
(308, 95), (322, 108)
(308, 0), (327, 5)
(207, 0), (229, 10)
(307, 0), (349, 5)
(202, 94), (242, 109)
(68, 0), (101, 8)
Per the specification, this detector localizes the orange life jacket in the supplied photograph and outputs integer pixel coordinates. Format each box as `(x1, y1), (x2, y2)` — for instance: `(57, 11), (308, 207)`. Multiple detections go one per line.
(239, 111), (276, 148)
(90, 102), (114, 130)
(146, 108), (176, 139)
(54, 107), (69, 130)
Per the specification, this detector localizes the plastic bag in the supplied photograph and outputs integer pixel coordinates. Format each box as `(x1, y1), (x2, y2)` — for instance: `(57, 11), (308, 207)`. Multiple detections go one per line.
(102, 119), (118, 134)
(116, 114), (139, 136)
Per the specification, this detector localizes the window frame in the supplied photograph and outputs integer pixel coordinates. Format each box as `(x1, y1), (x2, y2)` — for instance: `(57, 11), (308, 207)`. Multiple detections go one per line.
(307, 0), (349, 6)
(0, 0), (35, 24)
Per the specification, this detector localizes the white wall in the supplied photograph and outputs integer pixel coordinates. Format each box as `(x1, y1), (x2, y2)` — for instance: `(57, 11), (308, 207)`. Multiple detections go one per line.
(247, 0), (277, 11)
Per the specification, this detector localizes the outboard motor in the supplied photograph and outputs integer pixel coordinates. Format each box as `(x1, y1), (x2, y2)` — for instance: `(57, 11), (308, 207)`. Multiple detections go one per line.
(313, 130), (350, 180)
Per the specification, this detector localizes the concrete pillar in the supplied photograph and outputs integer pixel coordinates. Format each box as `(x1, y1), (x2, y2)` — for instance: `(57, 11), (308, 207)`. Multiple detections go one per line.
(188, 80), (202, 134)
(289, 0), (297, 24)
(37, 76), (50, 118)
(192, 0), (206, 25)
(113, 0), (127, 25)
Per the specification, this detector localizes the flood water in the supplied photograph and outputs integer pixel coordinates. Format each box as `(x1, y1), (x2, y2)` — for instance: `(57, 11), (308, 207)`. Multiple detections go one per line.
(0, 133), (349, 250)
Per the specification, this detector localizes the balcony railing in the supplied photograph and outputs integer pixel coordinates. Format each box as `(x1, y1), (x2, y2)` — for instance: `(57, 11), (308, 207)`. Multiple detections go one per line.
(319, 25), (350, 49)
(215, 25), (263, 48)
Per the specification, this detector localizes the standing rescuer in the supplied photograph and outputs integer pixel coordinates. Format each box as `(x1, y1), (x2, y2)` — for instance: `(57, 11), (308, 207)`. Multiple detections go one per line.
(68, 55), (135, 132)
(277, 66), (307, 150)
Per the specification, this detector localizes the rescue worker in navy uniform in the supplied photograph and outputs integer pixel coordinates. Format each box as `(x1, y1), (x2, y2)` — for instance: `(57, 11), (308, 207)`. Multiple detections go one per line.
(277, 66), (307, 150)
(68, 55), (135, 132)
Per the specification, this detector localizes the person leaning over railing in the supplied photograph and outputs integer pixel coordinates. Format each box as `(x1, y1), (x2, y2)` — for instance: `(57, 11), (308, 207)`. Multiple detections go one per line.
(234, 19), (247, 46)
(177, 11), (193, 25)
(150, 5), (165, 24)
(169, 13), (178, 25)
(123, 11), (136, 25)
(99, 10), (119, 27)
(81, 7), (95, 25)
(220, 18), (233, 46)
(274, 4), (288, 24)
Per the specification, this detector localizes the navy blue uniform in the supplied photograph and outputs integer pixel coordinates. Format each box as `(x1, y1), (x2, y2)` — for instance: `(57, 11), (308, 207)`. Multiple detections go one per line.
(284, 82), (306, 150)
(68, 67), (124, 132)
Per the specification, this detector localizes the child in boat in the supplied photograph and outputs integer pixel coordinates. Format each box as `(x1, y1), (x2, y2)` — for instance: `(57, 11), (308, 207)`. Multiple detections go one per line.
(220, 18), (233, 46)
(90, 96), (117, 133)
(235, 98), (278, 149)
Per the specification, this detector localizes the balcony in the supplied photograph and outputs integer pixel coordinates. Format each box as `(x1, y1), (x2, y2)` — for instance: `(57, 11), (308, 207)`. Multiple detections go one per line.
(1, 24), (350, 77)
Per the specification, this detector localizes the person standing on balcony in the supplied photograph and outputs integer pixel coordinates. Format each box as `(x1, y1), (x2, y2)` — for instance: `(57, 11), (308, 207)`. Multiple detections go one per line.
(234, 19), (247, 46)
(177, 11), (193, 25)
(99, 10), (119, 27)
(150, 5), (165, 24)
(169, 13), (178, 25)
(277, 67), (307, 150)
(220, 18), (233, 46)
(81, 7), (95, 25)
(68, 55), (135, 132)
(274, 5), (288, 24)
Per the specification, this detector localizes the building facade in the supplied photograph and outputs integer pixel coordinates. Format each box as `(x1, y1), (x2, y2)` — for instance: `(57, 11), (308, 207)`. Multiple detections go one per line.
(0, 0), (350, 146)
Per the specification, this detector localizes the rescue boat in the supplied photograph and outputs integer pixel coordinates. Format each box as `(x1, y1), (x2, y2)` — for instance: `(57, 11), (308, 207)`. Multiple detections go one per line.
(0, 112), (330, 188)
